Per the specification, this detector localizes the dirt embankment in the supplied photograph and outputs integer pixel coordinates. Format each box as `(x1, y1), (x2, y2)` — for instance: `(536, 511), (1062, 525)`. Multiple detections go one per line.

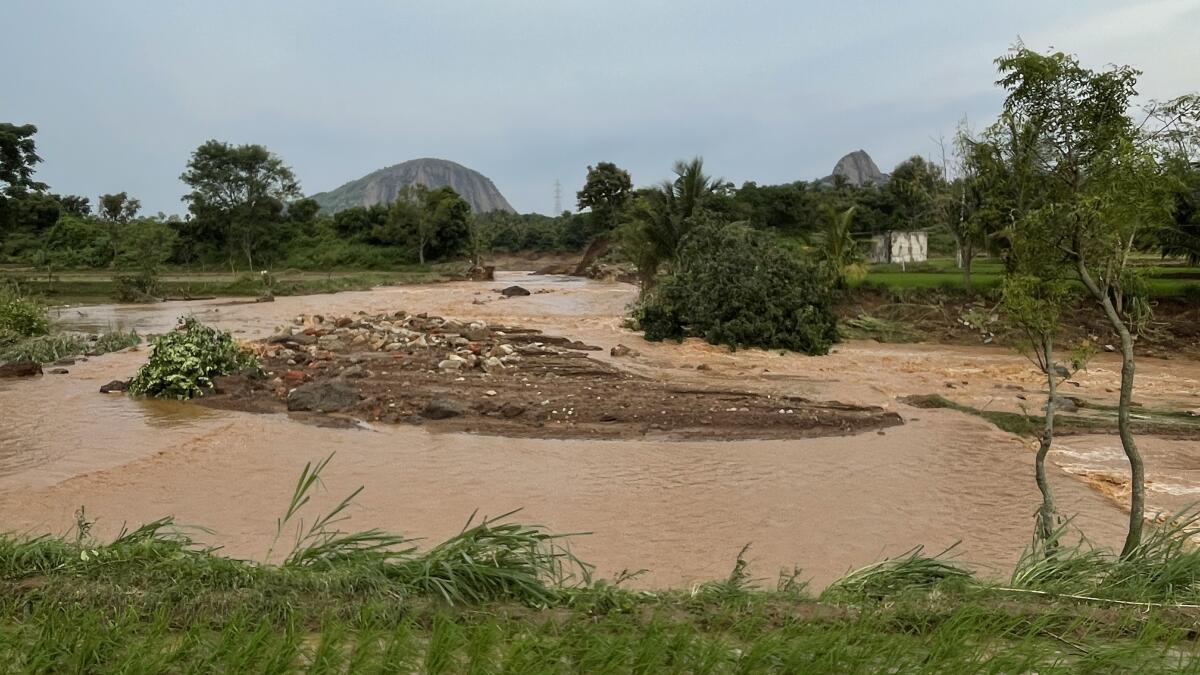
(198, 309), (903, 440)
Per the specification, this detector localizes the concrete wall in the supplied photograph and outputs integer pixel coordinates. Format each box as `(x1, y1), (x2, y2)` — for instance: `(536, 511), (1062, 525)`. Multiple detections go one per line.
(869, 231), (928, 264)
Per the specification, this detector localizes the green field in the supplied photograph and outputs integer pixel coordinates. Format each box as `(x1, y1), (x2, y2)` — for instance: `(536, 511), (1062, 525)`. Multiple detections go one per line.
(858, 258), (1200, 297)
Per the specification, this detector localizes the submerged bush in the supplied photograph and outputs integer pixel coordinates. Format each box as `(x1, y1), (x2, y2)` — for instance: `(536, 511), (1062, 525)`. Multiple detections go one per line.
(633, 222), (839, 355)
(0, 287), (48, 343)
(0, 330), (141, 364)
(128, 317), (259, 399)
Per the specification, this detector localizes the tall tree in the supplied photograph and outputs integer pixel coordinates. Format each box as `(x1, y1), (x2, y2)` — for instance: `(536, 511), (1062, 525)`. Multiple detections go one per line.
(990, 47), (1195, 555)
(98, 192), (140, 223)
(619, 157), (721, 289)
(53, 194), (90, 218)
(576, 162), (633, 235)
(0, 123), (46, 194)
(180, 140), (300, 271)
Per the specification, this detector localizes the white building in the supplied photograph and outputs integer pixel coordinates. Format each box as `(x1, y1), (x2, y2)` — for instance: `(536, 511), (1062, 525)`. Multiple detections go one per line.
(869, 231), (928, 264)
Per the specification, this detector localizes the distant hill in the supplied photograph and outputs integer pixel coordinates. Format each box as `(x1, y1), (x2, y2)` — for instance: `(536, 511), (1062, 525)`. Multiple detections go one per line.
(820, 150), (889, 187)
(310, 158), (515, 214)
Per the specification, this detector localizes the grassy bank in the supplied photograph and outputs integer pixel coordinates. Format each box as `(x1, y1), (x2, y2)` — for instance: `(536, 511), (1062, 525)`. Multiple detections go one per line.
(857, 258), (1200, 298)
(901, 393), (1200, 439)
(0, 267), (450, 306)
(4, 457), (1200, 671)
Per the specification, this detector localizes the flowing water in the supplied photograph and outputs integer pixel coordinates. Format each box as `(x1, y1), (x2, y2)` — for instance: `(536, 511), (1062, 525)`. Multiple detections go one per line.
(1, 273), (1197, 587)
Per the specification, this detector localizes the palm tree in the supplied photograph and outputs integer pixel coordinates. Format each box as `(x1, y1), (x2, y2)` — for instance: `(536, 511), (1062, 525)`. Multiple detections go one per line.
(620, 157), (721, 289)
(815, 205), (866, 287)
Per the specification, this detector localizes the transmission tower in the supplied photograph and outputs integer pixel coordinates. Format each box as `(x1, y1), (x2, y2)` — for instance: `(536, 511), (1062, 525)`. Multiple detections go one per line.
(553, 179), (562, 214)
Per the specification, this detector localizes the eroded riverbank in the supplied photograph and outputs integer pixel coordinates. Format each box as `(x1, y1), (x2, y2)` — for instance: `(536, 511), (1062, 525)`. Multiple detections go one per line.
(1, 272), (1197, 587)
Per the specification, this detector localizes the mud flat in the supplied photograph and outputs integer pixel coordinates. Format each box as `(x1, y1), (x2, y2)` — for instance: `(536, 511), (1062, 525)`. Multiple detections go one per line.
(198, 311), (902, 440)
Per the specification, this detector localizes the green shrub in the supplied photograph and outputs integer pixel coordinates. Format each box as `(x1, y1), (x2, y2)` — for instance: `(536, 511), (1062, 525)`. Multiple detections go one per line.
(1, 334), (86, 363)
(0, 287), (49, 341)
(94, 330), (141, 354)
(128, 317), (259, 399)
(112, 271), (162, 302)
(633, 222), (839, 355)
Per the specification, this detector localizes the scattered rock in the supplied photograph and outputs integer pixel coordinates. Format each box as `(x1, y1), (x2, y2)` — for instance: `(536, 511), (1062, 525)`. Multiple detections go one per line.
(500, 285), (531, 297)
(1045, 395), (1080, 413)
(0, 362), (42, 378)
(335, 317), (354, 328)
(47, 368), (69, 375)
(611, 344), (635, 357)
(283, 370), (309, 386)
(499, 402), (526, 419)
(287, 381), (360, 412)
(423, 398), (465, 420)
(340, 365), (367, 379)
(1103, 344), (1116, 353)
(256, 295), (275, 303)
(99, 379), (129, 393)
(53, 358), (76, 366)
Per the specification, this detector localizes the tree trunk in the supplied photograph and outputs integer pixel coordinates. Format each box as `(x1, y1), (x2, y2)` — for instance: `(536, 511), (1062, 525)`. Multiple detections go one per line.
(1035, 335), (1056, 545)
(1074, 256), (1143, 556)
(244, 236), (255, 272)
(962, 242), (973, 289)
(418, 243), (425, 265)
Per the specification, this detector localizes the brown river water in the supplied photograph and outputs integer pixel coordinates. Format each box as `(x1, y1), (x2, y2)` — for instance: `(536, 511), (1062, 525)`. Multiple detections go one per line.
(2, 272), (1198, 588)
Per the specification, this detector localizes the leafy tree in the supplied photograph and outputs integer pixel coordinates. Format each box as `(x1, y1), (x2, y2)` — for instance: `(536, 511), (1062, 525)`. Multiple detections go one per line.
(990, 46), (1196, 555)
(333, 204), (389, 240)
(180, 140), (301, 271)
(419, 186), (472, 263)
(98, 192), (140, 223)
(577, 162), (633, 236)
(287, 198), (321, 228)
(619, 157), (721, 289)
(0, 123), (50, 247)
(814, 205), (866, 287)
(44, 216), (111, 268)
(635, 220), (838, 355)
(731, 181), (822, 235)
(0, 123), (46, 194)
(113, 219), (179, 300)
(53, 194), (91, 218)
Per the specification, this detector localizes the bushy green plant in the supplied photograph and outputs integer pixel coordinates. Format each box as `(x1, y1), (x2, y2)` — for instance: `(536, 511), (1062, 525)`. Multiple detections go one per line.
(0, 286), (48, 342)
(633, 222), (839, 355)
(0, 334), (86, 363)
(128, 317), (259, 399)
(93, 330), (141, 354)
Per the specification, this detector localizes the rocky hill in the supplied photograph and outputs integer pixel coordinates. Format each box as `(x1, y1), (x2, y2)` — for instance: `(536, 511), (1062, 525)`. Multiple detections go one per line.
(821, 150), (889, 187)
(310, 158), (515, 214)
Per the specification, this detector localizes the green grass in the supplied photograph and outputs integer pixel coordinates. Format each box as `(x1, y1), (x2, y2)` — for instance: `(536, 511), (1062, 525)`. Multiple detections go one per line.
(900, 393), (1200, 438)
(859, 257), (1200, 298)
(0, 329), (140, 363)
(3, 455), (1200, 671)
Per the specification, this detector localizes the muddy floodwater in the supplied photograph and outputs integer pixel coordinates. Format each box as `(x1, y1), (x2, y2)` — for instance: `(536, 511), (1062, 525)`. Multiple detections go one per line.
(2, 273), (1199, 588)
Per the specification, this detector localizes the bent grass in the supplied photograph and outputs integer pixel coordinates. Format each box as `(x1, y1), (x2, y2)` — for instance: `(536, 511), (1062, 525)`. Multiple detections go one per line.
(4, 457), (1200, 671)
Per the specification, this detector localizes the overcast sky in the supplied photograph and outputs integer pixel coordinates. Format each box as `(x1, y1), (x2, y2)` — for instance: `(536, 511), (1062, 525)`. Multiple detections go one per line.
(2, 1), (1197, 215)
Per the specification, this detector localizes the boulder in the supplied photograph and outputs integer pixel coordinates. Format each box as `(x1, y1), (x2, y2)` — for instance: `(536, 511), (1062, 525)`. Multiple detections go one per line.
(500, 285), (531, 297)
(287, 381), (360, 412)
(99, 379), (129, 393)
(340, 365), (367, 379)
(0, 362), (42, 378)
(422, 398), (465, 420)
(610, 344), (635, 357)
